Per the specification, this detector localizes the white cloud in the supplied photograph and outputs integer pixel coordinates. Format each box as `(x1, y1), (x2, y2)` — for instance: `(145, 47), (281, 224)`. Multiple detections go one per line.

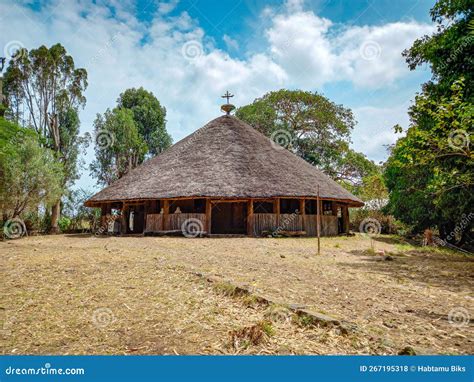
(265, 8), (434, 88)
(352, 104), (411, 163)
(0, 0), (433, 189)
(223, 34), (239, 51)
(157, 0), (179, 15)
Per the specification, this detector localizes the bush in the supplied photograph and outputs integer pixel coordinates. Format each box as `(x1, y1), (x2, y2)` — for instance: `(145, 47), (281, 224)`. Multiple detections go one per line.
(58, 216), (72, 232)
(350, 209), (406, 234)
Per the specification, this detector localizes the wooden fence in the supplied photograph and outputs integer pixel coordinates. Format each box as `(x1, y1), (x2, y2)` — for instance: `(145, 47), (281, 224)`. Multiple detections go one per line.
(145, 214), (163, 233)
(253, 213), (277, 236)
(145, 213), (207, 233)
(167, 213), (206, 231)
(253, 213), (338, 236)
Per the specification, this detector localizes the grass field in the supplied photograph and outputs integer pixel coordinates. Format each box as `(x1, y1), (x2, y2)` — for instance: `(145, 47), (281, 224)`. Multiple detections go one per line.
(1, 234), (472, 355)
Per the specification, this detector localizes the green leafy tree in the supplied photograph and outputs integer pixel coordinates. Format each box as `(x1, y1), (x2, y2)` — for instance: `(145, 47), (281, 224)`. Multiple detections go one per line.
(236, 89), (376, 186)
(385, 0), (473, 246)
(90, 108), (147, 185)
(385, 78), (473, 243)
(0, 118), (63, 222)
(3, 43), (88, 232)
(117, 87), (171, 155)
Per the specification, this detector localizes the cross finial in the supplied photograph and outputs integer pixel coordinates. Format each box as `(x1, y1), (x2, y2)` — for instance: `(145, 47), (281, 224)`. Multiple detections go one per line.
(221, 90), (234, 104)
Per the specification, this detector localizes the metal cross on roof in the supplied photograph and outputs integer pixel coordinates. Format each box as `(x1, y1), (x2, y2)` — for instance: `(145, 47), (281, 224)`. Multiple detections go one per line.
(221, 91), (234, 104)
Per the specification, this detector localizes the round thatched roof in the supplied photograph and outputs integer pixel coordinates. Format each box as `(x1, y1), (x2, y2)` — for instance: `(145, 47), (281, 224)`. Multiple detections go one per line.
(85, 115), (363, 207)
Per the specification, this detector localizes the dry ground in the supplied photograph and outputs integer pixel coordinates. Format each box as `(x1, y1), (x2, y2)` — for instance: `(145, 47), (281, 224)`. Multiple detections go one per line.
(1, 234), (472, 355)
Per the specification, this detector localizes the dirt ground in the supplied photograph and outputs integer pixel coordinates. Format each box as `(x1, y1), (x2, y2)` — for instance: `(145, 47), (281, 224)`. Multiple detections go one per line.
(1, 234), (472, 355)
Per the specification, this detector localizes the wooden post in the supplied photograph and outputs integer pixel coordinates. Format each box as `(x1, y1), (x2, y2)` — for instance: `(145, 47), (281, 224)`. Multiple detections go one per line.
(120, 202), (128, 235)
(316, 187), (321, 255)
(247, 199), (254, 236)
(299, 199), (305, 233)
(205, 198), (212, 234)
(274, 198), (280, 228)
(162, 200), (169, 231)
(342, 205), (349, 234)
(100, 203), (108, 229)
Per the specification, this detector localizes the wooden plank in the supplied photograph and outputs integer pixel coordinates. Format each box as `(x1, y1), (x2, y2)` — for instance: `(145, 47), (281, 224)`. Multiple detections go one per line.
(253, 213), (277, 236)
(120, 203), (128, 235)
(205, 198), (212, 234)
(342, 205), (349, 233)
(317, 186), (321, 254)
(275, 198), (280, 227)
(299, 199), (305, 233)
(162, 200), (169, 231)
(85, 196), (364, 208)
(247, 198), (254, 236)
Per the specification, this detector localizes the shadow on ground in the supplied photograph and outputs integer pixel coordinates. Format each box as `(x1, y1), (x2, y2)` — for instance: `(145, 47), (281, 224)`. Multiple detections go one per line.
(339, 249), (474, 293)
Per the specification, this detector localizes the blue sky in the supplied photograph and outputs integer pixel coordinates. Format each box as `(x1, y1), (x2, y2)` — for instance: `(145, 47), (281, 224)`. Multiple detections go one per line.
(1, 0), (436, 191)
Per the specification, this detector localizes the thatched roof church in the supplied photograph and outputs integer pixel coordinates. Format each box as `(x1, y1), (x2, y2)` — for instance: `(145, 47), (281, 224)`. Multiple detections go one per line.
(85, 99), (363, 237)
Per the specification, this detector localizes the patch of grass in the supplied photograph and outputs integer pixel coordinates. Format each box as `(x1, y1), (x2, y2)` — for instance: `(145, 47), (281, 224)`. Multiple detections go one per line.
(229, 320), (273, 350)
(364, 248), (377, 256)
(260, 321), (275, 337)
(293, 314), (315, 327)
(334, 244), (340, 248)
(241, 294), (261, 307)
(214, 281), (240, 297)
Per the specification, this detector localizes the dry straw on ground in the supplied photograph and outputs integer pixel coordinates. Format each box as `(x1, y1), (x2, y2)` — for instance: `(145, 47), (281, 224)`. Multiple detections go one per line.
(1, 234), (472, 354)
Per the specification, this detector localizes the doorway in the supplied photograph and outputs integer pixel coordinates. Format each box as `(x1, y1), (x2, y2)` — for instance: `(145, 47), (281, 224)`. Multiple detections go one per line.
(128, 204), (145, 234)
(211, 202), (247, 234)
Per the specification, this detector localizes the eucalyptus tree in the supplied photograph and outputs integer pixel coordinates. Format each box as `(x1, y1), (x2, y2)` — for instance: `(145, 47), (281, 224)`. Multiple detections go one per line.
(3, 43), (88, 232)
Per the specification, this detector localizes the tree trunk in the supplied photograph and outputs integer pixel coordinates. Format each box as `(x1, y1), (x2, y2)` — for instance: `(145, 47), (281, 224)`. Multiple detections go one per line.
(50, 199), (61, 233)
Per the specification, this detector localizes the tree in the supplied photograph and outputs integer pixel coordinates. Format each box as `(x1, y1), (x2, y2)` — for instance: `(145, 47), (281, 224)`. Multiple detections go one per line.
(0, 117), (63, 222)
(385, 78), (473, 242)
(90, 108), (147, 185)
(385, 0), (473, 245)
(117, 87), (171, 155)
(236, 89), (376, 186)
(3, 43), (88, 232)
